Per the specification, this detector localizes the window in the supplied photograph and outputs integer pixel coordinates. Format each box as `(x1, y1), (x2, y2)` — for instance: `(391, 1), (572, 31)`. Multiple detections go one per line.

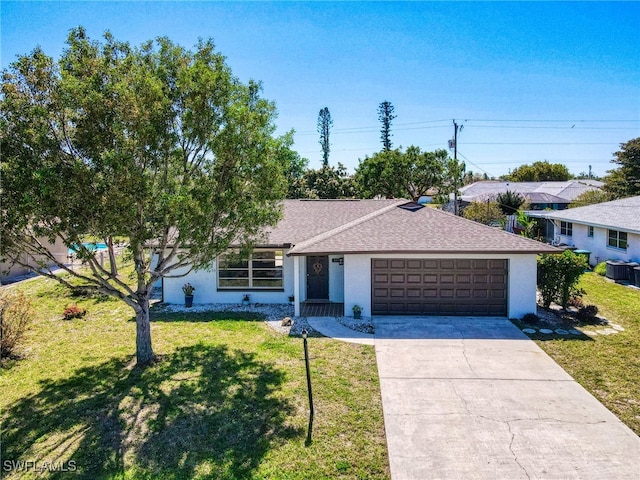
(218, 250), (284, 289)
(560, 221), (573, 237)
(588, 226), (594, 238)
(608, 230), (628, 250)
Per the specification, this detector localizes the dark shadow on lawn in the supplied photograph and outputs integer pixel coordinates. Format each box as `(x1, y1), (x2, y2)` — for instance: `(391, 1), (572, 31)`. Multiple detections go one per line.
(2, 345), (301, 479)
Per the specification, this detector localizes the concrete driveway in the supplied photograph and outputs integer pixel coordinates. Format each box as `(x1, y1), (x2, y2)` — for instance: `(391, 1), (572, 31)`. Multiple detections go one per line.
(374, 316), (640, 480)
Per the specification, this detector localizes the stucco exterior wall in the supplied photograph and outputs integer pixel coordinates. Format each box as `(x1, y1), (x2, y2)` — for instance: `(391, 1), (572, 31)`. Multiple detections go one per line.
(328, 255), (345, 303)
(343, 253), (538, 319)
(162, 250), (539, 319)
(162, 252), (295, 305)
(556, 223), (640, 266)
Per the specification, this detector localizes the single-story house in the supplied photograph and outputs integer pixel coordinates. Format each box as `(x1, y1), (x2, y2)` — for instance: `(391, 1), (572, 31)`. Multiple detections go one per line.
(162, 199), (559, 318)
(527, 195), (640, 266)
(457, 180), (603, 210)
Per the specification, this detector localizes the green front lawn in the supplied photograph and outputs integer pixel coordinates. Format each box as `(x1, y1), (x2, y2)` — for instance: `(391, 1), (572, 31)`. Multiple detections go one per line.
(1, 277), (389, 479)
(533, 272), (640, 435)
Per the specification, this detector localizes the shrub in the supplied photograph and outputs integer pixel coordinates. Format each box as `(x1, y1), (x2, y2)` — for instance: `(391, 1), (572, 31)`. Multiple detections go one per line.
(537, 250), (588, 308)
(496, 190), (525, 215)
(1, 290), (34, 360)
(577, 305), (599, 321)
(522, 313), (539, 324)
(567, 295), (585, 308)
(63, 304), (87, 320)
(594, 262), (607, 276)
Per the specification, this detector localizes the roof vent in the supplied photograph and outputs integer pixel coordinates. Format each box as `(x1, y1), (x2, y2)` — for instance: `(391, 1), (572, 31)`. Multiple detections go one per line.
(398, 202), (424, 212)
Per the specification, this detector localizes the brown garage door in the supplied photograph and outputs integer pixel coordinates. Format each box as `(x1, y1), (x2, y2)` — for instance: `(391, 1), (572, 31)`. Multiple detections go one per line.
(371, 259), (508, 316)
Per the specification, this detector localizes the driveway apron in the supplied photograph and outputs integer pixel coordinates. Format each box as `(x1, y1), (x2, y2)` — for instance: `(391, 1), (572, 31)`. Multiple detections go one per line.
(374, 316), (640, 480)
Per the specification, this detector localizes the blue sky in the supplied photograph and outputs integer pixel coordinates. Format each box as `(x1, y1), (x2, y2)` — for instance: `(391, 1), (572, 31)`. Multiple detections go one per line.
(2, 1), (639, 177)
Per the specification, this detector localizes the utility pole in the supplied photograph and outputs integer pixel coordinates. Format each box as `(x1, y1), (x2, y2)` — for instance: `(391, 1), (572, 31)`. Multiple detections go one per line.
(451, 120), (464, 215)
(453, 120), (459, 163)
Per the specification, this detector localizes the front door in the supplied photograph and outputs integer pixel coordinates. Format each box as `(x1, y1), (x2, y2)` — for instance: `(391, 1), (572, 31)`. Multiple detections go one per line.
(306, 256), (329, 301)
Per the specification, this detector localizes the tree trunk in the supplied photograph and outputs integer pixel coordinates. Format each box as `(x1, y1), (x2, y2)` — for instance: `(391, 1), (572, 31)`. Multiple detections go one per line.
(135, 295), (154, 366)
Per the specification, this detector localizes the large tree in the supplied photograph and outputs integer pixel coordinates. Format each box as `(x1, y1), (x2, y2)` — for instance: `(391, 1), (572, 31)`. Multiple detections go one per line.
(278, 134), (309, 199)
(378, 100), (396, 151)
(317, 107), (332, 166)
(604, 137), (640, 199)
(462, 201), (504, 226)
(355, 146), (447, 202)
(303, 163), (355, 199)
(0, 29), (287, 366)
(505, 161), (572, 182)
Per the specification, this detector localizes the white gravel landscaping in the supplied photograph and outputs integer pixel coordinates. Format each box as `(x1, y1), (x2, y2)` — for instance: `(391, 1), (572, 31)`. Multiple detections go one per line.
(152, 302), (373, 338)
(336, 316), (374, 334)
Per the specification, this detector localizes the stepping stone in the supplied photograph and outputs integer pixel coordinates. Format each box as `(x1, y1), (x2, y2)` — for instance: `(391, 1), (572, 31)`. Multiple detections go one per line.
(610, 324), (625, 331)
(569, 329), (582, 335)
(555, 329), (569, 335)
(602, 328), (619, 335)
(583, 330), (598, 336)
(522, 328), (536, 334)
(539, 328), (554, 334)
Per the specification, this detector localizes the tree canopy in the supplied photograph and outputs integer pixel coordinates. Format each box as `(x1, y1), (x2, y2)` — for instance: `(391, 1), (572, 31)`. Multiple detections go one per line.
(604, 137), (640, 199)
(570, 189), (611, 208)
(301, 164), (355, 199)
(462, 201), (504, 226)
(504, 161), (572, 182)
(354, 146), (448, 201)
(0, 29), (288, 365)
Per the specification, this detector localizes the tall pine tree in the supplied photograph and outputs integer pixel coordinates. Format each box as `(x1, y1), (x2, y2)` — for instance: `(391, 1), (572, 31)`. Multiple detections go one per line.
(378, 101), (396, 151)
(317, 107), (333, 166)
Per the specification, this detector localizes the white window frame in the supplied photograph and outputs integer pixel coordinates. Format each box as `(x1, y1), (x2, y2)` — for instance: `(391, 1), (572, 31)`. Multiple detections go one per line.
(217, 249), (284, 290)
(607, 230), (628, 251)
(560, 221), (573, 237)
(588, 226), (594, 238)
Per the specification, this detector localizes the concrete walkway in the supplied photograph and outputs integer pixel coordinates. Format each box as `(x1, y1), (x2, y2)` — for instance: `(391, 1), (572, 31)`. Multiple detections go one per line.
(374, 316), (640, 480)
(306, 317), (375, 345)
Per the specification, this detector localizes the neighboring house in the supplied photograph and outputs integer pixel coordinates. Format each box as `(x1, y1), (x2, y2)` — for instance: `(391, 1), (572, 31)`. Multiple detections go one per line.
(458, 180), (603, 210)
(0, 236), (69, 284)
(527, 196), (640, 266)
(163, 199), (558, 318)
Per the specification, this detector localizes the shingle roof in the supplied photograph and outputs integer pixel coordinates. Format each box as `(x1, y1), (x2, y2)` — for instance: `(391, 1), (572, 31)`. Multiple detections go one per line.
(262, 200), (559, 255)
(523, 192), (569, 204)
(262, 199), (403, 245)
(459, 180), (603, 203)
(527, 196), (640, 234)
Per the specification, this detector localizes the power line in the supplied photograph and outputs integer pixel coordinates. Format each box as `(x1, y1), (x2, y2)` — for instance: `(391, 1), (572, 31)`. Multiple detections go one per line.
(456, 151), (496, 179)
(470, 125), (639, 130)
(464, 118), (639, 123)
(292, 118), (638, 136)
(465, 142), (615, 145)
